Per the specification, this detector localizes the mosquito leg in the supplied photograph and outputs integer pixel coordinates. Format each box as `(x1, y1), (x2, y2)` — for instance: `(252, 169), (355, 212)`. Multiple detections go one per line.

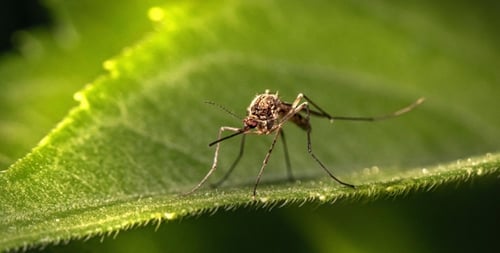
(301, 94), (335, 121)
(253, 130), (281, 198)
(211, 135), (246, 188)
(302, 103), (355, 188)
(279, 130), (294, 182)
(303, 94), (425, 122)
(183, 126), (242, 196)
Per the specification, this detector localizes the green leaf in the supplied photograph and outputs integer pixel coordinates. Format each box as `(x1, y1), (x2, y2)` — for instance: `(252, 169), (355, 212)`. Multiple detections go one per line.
(1, 0), (499, 251)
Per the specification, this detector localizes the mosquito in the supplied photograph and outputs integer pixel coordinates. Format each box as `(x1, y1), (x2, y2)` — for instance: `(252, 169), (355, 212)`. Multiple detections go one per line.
(185, 89), (425, 198)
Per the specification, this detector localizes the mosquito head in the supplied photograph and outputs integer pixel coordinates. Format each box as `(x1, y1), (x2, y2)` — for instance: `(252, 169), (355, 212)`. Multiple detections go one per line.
(246, 90), (284, 134)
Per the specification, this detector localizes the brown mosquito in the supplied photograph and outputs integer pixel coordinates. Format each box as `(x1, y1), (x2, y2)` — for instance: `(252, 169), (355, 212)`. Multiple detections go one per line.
(185, 90), (425, 198)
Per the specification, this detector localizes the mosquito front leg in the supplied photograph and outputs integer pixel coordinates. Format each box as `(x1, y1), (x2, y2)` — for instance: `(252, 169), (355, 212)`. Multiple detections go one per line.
(253, 129), (282, 198)
(279, 130), (294, 182)
(184, 126), (242, 195)
(212, 134), (246, 188)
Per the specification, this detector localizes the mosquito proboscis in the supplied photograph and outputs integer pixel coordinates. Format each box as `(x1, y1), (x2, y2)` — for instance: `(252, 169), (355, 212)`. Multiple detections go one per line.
(185, 90), (425, 198)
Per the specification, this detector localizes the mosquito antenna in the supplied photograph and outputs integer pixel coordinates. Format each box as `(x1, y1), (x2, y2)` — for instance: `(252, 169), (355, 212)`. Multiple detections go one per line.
(208, 130), (247, 147)
(205, 100), (242, 120)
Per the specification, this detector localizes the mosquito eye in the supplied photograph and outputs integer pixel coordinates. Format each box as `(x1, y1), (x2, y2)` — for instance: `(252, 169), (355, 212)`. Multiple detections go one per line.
(244, 118), (258, 128)
(248, 121), (258, 128)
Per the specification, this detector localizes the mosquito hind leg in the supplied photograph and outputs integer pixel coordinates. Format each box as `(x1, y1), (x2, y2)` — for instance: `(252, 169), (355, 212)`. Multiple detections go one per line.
(301, 102), (355, 188)
(300, 94), (335, 121)
(302, 94), (425, 122)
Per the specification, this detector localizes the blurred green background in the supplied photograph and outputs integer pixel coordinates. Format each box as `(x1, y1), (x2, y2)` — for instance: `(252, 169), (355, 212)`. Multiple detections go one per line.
(1, 0), (499, 252)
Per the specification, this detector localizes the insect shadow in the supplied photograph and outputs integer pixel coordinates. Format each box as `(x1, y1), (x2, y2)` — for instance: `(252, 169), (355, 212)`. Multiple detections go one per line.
(185, 90), (425, 198)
